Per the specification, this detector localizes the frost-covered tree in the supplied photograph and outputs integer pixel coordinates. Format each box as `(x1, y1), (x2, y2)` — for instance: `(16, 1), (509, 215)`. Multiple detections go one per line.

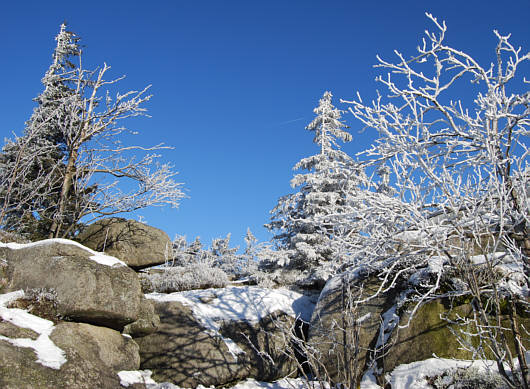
(0, 24), (82, 238)
(267, 91), (365, 270)
(0, 23), (184, 239)
(340, 14), (529, 388)
(210, 233), (242, 275)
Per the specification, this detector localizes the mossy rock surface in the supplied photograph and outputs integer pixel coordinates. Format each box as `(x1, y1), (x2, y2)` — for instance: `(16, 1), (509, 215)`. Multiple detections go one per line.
(382, 298), (530, 374)
(308, 273), (398, 385)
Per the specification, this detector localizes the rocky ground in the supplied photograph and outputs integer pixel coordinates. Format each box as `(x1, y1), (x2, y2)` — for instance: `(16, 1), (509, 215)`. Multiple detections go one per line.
(0, 218), (527, 388)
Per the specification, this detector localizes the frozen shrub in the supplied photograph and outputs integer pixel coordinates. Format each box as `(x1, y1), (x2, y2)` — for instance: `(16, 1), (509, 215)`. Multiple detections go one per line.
(7, 288), (60, 322)
(146, 264), (229, 293)
(430, 367), (509, 389)
(0, 229), (30, 243)
(25, 288), (59, 304)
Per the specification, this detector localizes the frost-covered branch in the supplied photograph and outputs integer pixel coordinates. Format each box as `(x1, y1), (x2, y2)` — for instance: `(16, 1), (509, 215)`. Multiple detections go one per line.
(0, 23), (185, 238)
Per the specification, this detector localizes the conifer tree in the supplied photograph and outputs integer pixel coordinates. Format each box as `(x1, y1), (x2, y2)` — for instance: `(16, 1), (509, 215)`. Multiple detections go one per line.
(0, 23), (184, 239)
(267, 91), (365, 270)
(0, 24), (82, 238)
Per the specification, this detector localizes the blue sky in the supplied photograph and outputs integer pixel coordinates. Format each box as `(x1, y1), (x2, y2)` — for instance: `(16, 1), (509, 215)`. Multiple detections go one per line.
(1, 1), (529, 249)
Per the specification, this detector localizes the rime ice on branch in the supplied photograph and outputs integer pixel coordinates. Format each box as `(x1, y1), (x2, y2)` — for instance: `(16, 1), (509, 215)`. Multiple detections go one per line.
(341, 13), (529, 388)
(267, 91), (365, 271)
(0, 23), (185, 239)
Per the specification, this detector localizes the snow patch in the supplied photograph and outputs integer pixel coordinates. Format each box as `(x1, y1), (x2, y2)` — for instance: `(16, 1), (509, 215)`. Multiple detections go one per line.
(230, 378), (330, 388)
(118, 370), (157, 387)
(117, 372), (329, 389)
(146, 286), (315, 359)
(360, 368), (382, 389)
(0, 290), (66, 369)
(0, 238), (127, 268)
(375, 305), (398, 350)
(385, 357), (500, 389)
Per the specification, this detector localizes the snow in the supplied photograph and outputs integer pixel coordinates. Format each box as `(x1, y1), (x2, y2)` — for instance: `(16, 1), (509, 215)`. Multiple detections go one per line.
(318, 274), (343, 300)
(375, 305), (398, 349)
(470, 252), (529, 296)
(384, 357), (500, 389)
(360, 368), (382, 389)
(147, 285), (315, 323)
(116, 371), (330, 389)
(0, 238), (127, 268)
(146, 286), (315, 358)
(229, 378), (329, 388)
(118, 370), (157, 387)
(408, 255), (446, 286)
(0, 290), (66, 369)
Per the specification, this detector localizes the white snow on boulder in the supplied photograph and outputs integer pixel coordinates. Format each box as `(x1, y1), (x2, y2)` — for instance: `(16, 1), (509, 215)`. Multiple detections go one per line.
(126, 377), (330, 389)
(118, 370), (157, 387)
(0, 238), (127, 268)
(146, 286), (315, 358)
(384, 357), (502, 389)
(230, 378), (330, 388)
(0, 290), (66, 369)
(147, 285), (315, 323)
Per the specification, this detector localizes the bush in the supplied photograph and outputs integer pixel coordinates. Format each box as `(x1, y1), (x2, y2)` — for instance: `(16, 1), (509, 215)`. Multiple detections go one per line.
(144, 264), (229, 293)
(430, 367), (509, 389)
(7, 288), (60, 323)
(0, 229), (30, 243)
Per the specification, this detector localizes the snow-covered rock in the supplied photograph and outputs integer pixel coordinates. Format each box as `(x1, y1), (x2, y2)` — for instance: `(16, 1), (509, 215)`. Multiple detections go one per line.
(0, 239), (158, 334)
(136, 286), (316, 388)
(0, 290), (142, 389)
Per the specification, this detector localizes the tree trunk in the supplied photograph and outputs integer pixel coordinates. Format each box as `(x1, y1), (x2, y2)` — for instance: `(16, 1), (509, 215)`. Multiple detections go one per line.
(48, 149), (78, 238)
(509, 298), (529, 389)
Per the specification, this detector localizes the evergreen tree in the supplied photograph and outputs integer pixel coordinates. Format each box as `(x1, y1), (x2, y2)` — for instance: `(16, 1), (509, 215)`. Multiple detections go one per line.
(0, 24), (83, 238)
(267, 91), (365, 269)
(0, 23), (184, 239)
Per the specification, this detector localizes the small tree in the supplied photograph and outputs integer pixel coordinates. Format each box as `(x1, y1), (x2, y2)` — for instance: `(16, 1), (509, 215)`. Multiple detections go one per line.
(267, 91), (365, 271)
(0, 23), (184, 239)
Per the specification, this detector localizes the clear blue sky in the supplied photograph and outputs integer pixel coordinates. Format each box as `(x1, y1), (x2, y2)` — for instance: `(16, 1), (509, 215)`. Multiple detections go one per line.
(1, 1), (529, 249)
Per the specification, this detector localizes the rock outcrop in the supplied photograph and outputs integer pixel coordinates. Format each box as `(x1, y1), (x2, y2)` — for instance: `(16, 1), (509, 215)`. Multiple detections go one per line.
(308, 273), (397, 385)
(381, 298), (530, 375)
(77, 218), (171, 270)
(136, 287), (313, 388)
(135, 300), (246, 388)
(0, 316), (141, 389)
(1, 239), (153, 333)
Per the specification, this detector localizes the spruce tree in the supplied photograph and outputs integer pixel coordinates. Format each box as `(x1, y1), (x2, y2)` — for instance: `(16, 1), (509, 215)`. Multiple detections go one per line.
(267, 91), (365, 270)
(0, 24), (82, 238)
(0, 23), (184, 239)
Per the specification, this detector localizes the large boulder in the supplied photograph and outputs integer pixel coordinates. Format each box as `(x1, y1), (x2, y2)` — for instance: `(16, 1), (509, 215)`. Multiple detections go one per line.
(135, 300), (246, 388)
(52, 322), (140, 372)
(307, 273), (397, 385)
(123, 298), (161, 338)
(218, 311), (299, 381)
(0, 239), (149, 332)
(77, 218), (171, 270)
(136, 286), (314, 388)
(381, 298), (530, 375)
(0, 315), (141, 389)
